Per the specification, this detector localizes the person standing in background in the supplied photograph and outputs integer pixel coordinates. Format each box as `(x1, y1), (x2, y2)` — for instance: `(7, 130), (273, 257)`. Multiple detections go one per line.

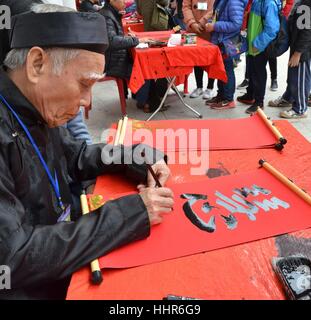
(237, 0), (279, 92)
(205, 0), (248, 110)
(237, 0), (281, 114)
(183, 0), (215, 99)
(169, 0), (186, 29)
(278, 0), (311, 119)
(136, 0), (169, 31)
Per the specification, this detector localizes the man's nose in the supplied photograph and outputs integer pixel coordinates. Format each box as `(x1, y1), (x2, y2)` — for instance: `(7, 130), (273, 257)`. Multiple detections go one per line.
(80, 92), (92, 108)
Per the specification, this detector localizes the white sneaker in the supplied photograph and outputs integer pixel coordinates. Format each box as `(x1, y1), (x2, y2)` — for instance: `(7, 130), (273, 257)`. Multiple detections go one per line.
(280, 109), (308, 119)
(202, 89), (215, 100)
(190, 88), (203, 98)
(268, 96), (291, 108)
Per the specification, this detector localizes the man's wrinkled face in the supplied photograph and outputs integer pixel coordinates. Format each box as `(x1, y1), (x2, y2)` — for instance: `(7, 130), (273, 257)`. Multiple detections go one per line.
(33, 49), (105, 128)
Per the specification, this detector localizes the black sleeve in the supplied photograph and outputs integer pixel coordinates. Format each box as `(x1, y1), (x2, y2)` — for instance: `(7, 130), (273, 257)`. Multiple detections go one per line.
(293, 0), (311, 53)
(79, 1), (97, 12)
(0, 147), (150, 289)
(105, 17), (139, 51)
(59, 127), (165, 185)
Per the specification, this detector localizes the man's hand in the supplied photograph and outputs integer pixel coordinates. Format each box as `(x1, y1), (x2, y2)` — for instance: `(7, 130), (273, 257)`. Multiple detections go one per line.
(199, 16), (208, 26)
(139, 37), (153, 43)
(288, 51), (301, 67)
(147, 159), (171, 187)
(191, 22), (204, 34)
(139, 187), (174, 225)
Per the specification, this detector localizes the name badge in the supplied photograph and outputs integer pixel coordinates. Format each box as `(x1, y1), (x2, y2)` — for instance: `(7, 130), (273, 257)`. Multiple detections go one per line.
(197, 2), (208, 10)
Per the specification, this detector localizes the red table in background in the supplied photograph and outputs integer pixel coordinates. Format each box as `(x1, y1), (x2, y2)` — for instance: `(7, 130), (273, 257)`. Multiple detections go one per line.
(67, 121), (311, 300)
(129, 31), (227, 120)
(129, 31), (227, 94)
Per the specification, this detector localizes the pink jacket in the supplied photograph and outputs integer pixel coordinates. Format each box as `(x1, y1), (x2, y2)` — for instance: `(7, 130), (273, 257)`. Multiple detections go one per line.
(182, 0), (215, 29)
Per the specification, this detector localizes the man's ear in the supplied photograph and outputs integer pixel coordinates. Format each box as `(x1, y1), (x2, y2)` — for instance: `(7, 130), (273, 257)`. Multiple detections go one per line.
(25, 47), (49, 84)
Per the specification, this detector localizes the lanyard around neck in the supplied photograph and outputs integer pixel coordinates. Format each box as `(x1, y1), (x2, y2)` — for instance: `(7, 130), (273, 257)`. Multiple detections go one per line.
(0, 94), (65, 212)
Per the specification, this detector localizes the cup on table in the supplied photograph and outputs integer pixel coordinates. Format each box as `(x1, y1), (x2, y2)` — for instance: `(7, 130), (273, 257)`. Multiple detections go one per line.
(168, 34), (182, 47)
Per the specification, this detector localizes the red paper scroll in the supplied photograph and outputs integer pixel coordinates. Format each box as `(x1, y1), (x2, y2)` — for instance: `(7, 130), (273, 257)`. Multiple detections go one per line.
(99, 168), (311, 269)
(107, 114), (279, 152)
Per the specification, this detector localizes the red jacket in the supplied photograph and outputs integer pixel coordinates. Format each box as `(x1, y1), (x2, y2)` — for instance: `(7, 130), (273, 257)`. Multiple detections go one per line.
(241, 0), (252, 31)
(283, 0), (294, 18)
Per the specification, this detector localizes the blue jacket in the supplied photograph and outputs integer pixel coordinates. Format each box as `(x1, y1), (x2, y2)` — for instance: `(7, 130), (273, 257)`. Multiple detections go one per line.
(211, 0), (248, 45)
(248, 0), (281, 54)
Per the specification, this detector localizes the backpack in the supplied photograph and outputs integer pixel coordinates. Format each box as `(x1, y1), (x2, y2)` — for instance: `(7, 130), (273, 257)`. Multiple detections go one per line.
(216, 0), (248, 58)
(150, 3), (169, 31)
(261, 0), (289, 58)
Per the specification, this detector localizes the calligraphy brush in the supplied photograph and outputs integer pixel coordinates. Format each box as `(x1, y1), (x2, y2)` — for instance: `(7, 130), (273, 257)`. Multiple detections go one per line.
(146, 163), (174, 211)
(146, 163), (162, 188)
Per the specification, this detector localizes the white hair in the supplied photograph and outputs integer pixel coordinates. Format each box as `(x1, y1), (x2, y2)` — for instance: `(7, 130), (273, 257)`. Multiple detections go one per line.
(4, 3), (81, 75)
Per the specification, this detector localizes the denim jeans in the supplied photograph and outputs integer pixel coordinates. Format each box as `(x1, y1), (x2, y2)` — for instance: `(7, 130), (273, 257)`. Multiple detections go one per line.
(135, 81), (151, 105)
(217, 57), (235, 101)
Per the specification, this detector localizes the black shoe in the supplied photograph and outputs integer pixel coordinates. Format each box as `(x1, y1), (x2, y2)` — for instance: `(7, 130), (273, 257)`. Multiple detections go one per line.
(136, 103), (144, 109)
(237, 79), (249, 89)
(245, 104), (264, 114)
(270, 79), (278, 92)
(237, 93), (255, 105)
(205, 95), (222, 105)
(143, 104), (170, 113)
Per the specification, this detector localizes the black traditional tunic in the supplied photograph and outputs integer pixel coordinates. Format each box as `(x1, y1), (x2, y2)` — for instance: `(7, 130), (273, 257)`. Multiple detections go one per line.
(0, 68), (158, 299)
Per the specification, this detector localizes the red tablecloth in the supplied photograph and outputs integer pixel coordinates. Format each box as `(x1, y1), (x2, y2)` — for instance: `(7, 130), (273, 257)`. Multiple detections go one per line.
(122, 19), (144, 33)
(67, 120), (311, 300)
(129, 31), (227, 94)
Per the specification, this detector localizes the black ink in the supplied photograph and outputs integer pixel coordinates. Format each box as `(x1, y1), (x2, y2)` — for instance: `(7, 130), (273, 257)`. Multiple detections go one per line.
(221, 214), (238, 230)
(183, 201), (216, 233)
(202, 201), (216, 213)
(181, 193), (207, 200)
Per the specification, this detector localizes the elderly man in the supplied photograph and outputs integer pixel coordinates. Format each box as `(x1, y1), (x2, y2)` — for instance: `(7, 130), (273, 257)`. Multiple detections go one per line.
(0, 4), (173, 300)
(0, 0), (93, 147)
